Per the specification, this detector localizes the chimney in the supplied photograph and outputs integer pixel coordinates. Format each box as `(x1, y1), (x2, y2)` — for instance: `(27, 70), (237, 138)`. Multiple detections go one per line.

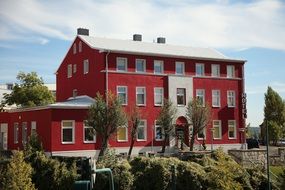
(77, 28), (89, 36)
(157, 37), (166, 44)
(133, 34), (142, 41)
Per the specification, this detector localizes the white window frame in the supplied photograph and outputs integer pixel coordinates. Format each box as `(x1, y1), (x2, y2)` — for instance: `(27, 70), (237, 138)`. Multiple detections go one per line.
(83, 122), (96, 143)
(197, 128), (206, 140)
(175, 62), (185, 75)
(136, 87), (146, 106)
(61, 120), (75, 144)
(227, 90), (236, 107)
(117, 125), (128, 142)
(31, 121), (37, 135)
(78, 41), (82, 53)
(196, 63), (205, 76)
(227, 65), (235, 78)
(117, 86), (128, 105)
(73, 43), (76, 54)
(228, 120), (236, 139)
(73, 64), (77, 73)
(136, 59), (146, 73)
(137, 120), (147, 141)
(177, 88), (186, 106)
(212, 90), (221, 107)
(211, 64), (220, 77)
(154, 87), (163, 106)
(83, 59), (89, 74)
(213, 120), (222, 140)
(14, 122), (18, 144)
(116, 57), (128, 72)
(67, 64), (72, 78)
(22, 122), (28, 145)
(196, 89), (205, 107)
(155, 120), (164, 141)
(154, 60), (164, 74)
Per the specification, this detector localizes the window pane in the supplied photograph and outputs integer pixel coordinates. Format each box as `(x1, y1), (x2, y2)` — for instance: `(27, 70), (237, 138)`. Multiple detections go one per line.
(63, 128), (73, 142)
(176, 62), (184, 74)
(196, 64), (204, 76)
(198, 129), (205, 139)
(136, 88), (145, 105)
(155, 126), (163, 140)
(137, 121), (146, 140)
(154, 61), (163, 73)
(84, 127), (95, 142)
(212, 64), (220, 77)
(213, 127), (220, 139)
(136, 59), (145, 72)
(177, 88), (185, 105)
(117, 127), (127, 141)
(154, 88), (163, 105)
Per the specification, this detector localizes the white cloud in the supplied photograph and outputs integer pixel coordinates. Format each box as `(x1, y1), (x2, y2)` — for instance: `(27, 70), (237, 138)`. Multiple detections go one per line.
(0, 0), (285, 50)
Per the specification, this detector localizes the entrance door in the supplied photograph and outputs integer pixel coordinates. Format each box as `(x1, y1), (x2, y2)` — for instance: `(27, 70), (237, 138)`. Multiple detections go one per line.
(0, 123), (8, 150)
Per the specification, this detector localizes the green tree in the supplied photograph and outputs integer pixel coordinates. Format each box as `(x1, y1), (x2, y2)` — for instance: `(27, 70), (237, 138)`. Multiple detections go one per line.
(128, 106), (141, 159)
(157, 99), (177, 153)
(2, 151), (36, 190)
(263, 86), (285, 144)
(86, 92), (127, 158)
(1, 71), (55, 108)
(186, 98), (211, 151)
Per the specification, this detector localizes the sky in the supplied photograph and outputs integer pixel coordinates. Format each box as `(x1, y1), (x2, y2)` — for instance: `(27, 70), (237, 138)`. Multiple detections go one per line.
(0, 0), (284, 127)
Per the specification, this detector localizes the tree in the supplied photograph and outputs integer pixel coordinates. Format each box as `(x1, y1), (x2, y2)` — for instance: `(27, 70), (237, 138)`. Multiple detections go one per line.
(86, 92), (127, 158)
(157, 99), (177, 153)
(2, 151), (36, 190)
(263, 86), (285, 144)
(186, 98), (210, 151)
(128, 106), (141, 159)
(1, 71), (55, 108)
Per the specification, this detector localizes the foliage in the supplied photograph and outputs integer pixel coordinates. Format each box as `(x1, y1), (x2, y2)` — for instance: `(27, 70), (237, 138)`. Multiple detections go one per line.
(186, 98), (211, 151)
(2, 151), (35, 190)
(86, 92), (127, 157)
(1, 71), (55, 108)
(157, 99), (177, 153)
(281, 168), (285, 190)
(128, 106), (141, 159)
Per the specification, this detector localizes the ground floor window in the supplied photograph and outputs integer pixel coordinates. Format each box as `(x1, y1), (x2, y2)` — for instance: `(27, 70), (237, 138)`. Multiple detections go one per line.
(14, 123), (18, 144)
(117, 125), (128, 142)
(61, 120), (75, 144)
(22, 122), (27, 145)
(155, 120), (164, 141)
(84, 123), (96, 143)
(213, 120), (222, 139)
(197, 128), (206, 140)
(137, 120), (147, 141)
(228, 120), (236, 139)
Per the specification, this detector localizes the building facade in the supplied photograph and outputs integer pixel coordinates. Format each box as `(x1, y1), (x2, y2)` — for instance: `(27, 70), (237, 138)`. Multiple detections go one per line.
(0, 29), (247, 157)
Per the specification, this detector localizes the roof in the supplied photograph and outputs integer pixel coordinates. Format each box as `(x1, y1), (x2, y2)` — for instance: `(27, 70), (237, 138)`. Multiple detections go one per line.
(78, 35), (245, 63)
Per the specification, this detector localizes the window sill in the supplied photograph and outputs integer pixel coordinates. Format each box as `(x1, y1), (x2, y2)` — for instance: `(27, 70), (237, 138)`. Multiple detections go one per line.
(117, 140), (128, 142)
(155, 139), (164, 141)
(137, 104), (146, 107)
(228, 137), (236, 140)
(61, 142), (75, 144)
(177, 105), (186, 107)
(83, 141), (96, 144)
(154, 104), (162, 107)
(212, 106), (220, 108)
(227, 106), (236, 108)
(137, 139), (147, 142)
(213, 138), (222, 140)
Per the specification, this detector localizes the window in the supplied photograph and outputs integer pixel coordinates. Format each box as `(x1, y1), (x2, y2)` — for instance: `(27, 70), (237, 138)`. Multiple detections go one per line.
(136, 59), (146, 72)
(175, 62), (184, 75)
(78, 41), (82, 52)
(228, 120), (236, 139)
(22, 122), (27, 145)
(83, 59), (89, 74)
(14, 123), (18, 144)
(196, 63), (205, 76)
(61, 121), (75, 144)
(154, 60), (164, 74)
(116, 57), (127, 72)
(227, 65), (235, 78)
(177, 88), (186, 106)
(83, 123), (96, 143)
(212, 90), (220, 107)
(67, 64), (72, 78)
(213, 120), (222, 139)
(137, 120), (147, 141)
(211, 64), (220, 77)
(73, 89), (78, 97)
(31, 121), (37, 135)
(197, 128), (206, 140)
(73, 64), (77, 73)
(227, 91), (236, 107)
(155, 120), (164, 141)
(117, 125), (128, 142)
(136, 87), (146, 106)
(154, 87), (163, 106)
(73, 43), (76, 54)
(196, 89), (205, 106)
(117, 86), (127, 105)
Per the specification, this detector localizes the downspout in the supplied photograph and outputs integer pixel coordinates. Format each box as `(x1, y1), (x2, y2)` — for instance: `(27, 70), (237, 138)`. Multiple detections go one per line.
(105, 50), (111, 104)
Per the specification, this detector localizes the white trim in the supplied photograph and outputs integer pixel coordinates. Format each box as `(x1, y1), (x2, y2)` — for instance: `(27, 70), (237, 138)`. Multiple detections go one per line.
(135, 59), (146, 73)
(137, 120), (147, 141)
(116, 57), (128, 72)
(154, 120), (164, 141)
(176, 88), (186, 106)
(154, 60), (164, 74)
(154, 87), (163, 106)
(213, 120), (222, 140)
(61, 120), (75, 144)
(136, 87), (146, 106)
(83, 122), (96, 143)
(117, 125), (128, 142)
(227, 65), (235, 78)
(175, 61), (185, 75)
(211, 64), (220, 77)
(227, 90), (236, 107)
(196, 89), (205, 107)
(212, 90), (221, 107)
(117, 86), (128, 105)
(228, 120), (237, 139)
(196, 63), (205, 76)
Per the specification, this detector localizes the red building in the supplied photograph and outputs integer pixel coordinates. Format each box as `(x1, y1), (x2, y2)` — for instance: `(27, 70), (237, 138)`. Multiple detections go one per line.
(0, 28), (247, 157)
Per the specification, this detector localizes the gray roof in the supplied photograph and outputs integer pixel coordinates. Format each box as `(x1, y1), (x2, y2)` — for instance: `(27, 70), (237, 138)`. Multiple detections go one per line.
(79, 35), (245, 62)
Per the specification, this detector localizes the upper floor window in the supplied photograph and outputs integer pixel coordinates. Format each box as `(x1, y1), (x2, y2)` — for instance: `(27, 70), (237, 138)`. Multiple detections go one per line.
(67, 64), (72, 78)
(212, 90), (220, 107)
(175, 62), (184, 75)
(136, 87), (146, 106)
(227, 65), (235, 78)
(137, 120), (147, 141)
(154, 87), (163, 106)
(117, 125), (128, 142)
(177, 88), (186, 106)
(227, 90), (236, 107)
(14, 123), (18, 144)
(117, 86), (128, 105)
(73, 43), (76, 54)
(213, 120), (222, 139)
(61, 120), (75, 144)
(22, 122), (27, 145)
(116, 57), (127, 72)
(155, 120), (164, 141)
(78, 41), (82, 53)
(196, 63), (205, 76)
(228, 120), (236, 139)
(211, 64), (220, 77)
(136, 59), (146, 73)
(196, 89), (205, 106)
(73, 64), (77, 73)
(154, 60), (164, 74)
(84, 122), (96, 143)
(83, 59), (89, 74)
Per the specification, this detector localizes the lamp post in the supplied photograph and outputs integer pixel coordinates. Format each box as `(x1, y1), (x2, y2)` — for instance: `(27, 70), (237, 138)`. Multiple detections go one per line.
(266, 120), (270, 190)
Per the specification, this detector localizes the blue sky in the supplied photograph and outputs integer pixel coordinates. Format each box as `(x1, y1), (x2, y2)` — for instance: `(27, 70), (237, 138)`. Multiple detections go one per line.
(0, 0), (284, 126)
